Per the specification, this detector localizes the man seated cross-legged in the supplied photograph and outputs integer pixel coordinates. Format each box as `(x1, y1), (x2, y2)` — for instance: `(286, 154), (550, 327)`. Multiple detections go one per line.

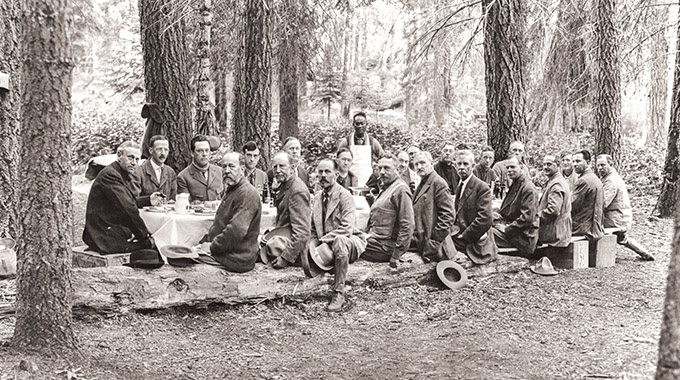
(310, 159), (367, 312)
(491, 155), (539, 258)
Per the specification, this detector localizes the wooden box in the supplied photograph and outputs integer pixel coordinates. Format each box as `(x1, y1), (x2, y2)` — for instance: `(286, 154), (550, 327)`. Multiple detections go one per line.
(542, 239), (589, 269)
(72, 245), (130, 268)
(589, 234), (618, 268)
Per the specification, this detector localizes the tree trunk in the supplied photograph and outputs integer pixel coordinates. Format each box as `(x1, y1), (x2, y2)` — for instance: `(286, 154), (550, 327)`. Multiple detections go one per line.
(594, 0), (621, 164)
(139, 0), (193, 172)
(195, 0), (217, 137)
(482, 0), (528, 161)
(232, 0), (271, 169)
(656, 166), (680, 378)
(646, 5), (670, 147)
(0, 0), (21, 240)
(11, 0), (79, 355)
(278, 0), (299, 142)
(433, 18), (452, 126)
(340, 13), (352, 120)
(654, 8), (680, 219)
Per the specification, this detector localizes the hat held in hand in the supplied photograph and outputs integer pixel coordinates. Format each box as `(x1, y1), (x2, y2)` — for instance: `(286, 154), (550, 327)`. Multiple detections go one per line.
(259, 226), (292, 264)
(530, 256), (559, 276)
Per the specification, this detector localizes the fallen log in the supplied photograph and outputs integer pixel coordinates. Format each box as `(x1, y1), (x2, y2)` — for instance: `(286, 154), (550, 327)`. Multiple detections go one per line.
(69, 253), (529, 316)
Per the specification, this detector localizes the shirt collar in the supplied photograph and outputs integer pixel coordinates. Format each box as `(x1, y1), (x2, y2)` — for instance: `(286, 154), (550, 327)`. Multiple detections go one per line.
(150, 159), (163, 171)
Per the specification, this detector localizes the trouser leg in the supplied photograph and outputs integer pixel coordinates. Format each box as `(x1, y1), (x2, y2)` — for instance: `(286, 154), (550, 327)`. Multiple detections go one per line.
(619, 232), (654, 260)
(332, 236), (351, 293)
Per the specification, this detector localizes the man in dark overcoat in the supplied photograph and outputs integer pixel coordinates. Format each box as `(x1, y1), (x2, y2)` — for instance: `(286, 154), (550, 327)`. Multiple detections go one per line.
(200, 152), (262, 273)
(450, 150), (498, 264)
(83, 141), (158, 254)
(571, 149), (604, 242)
(411, 151), (456, 262)
(137, 134), (177, 202)
(491, 156), (539, 258)
(177, 135), (224, 202)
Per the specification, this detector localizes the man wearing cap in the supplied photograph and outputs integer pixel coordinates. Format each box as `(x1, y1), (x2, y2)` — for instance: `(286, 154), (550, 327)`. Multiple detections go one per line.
(337, 112), (384, 186)
(136, 134), (177, 203)
(362, 153), (415, 268)
(538, 155), (572, 251)
(177, 135), (224, 202)
(450, 150), (497, 264)
(491, 155), (539, 258)
(492, 141), (531, 190)
(411, 151), (455, 262)
(596, 154), (654, 260)
(561, 152), (578, 190)
(269, 152), (312, 269)
(472, 146), (496, 193)
(434, 143), (459, 196)
(311, 158), (367, 311)
(571, 149), (604, 243)
(199, 152), (262, 272)
(242, 141), (268, 201)
(83, 141), (158, 253)
(336, 147), (358, 190)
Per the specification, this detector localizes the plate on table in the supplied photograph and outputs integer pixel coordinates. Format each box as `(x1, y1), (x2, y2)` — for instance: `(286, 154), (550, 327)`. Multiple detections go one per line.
(143, 206), (166, 213)
(193, 210), (216, 216)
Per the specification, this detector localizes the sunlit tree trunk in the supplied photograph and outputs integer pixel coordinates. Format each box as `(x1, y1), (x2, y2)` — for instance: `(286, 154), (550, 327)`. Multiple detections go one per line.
(139, 0), (193, 171)
(341, 12), (352, 119)
(594, 0), (621, 164)
(646, 5), (670, 147)
(12, 0), (79, 355)
(654, 8), (680, 219)
(433, 24), (452, 126)
(195, 0), (216, 136)
(483, 0), (528, 161)
(232, 0), (271, 168)
(278, 0), (300, 141)
(0, 0), (21, 239)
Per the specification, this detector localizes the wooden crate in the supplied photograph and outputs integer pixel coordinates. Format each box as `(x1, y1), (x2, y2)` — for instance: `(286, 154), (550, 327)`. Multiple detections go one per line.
(541, 239), (589, 269)
(72, 245), (130, 268)
(589, 234), (617, 268)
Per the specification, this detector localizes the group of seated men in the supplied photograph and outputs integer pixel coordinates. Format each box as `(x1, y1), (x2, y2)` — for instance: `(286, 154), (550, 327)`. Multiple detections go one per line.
(82, 112), (653, 312)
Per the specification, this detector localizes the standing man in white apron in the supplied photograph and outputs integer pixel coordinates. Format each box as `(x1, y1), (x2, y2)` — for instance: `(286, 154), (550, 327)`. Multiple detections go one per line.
(337, 112), (385, 187)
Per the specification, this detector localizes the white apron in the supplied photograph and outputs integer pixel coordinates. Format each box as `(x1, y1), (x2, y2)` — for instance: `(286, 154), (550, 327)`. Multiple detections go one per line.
(348, 133), (373, 186)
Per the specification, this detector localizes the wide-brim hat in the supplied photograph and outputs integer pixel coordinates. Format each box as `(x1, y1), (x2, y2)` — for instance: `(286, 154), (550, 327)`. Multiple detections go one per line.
(160, 245), (199, 259)
(124, 249), (164, 269)
(530, 256), (559, 276)
(259, 226), (293, 264)
(307, 239), (334, 270)
(436, 260), (468, 290)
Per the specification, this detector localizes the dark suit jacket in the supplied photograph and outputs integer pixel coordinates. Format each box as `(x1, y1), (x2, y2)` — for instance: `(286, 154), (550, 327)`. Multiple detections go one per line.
(82, 161), (152, 253)
(434, 161), (459, 195)
(275, 176), (312, 263)
(571, 168), (604, 240)
(137, 159), (177, 201)
(336, 171), (359, 190)
(204, 176), (262, 273)
(412, 171), (456, 262)
(499, 173), (539, 256)
(177, 163), (224, 202)
(453, 175), (497, 264)
(538, 172), (572, 247)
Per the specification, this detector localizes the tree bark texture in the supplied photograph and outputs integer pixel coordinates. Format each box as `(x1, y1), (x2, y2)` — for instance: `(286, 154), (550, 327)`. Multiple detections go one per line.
(139, 0), (193, 172)
(195, 0), (217, 137)
(433, 27), (452, 126)
(277, 0), (300, 141)
(646, 5), (669, 147)
(12, 0), (79, 354)
(482, 0), (528, 161)
(64, 253), (529, 316)
(656, 177), (680, 379)
(232, 0), (272, 169)
(654, 8), (680, 219)
(340, 12), (352, 120)
(0, 0), (21, 240)
(594, 0), (621, 164)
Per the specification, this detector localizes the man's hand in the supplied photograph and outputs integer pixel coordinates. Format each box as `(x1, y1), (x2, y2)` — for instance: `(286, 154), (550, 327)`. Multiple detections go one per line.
(150, 192), (165, 206)
(198, 242), (211, 254)
(271, 256), (290, 269)
(389, 257), (398, 269)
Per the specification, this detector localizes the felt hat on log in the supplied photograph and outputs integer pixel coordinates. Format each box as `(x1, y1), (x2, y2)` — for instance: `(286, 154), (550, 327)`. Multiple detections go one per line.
(259, 226), (293, 264)
(124, 249), (164, 269)
(160, 245), (200, 267)
(530, 256), (558, 276)
(436, 260), (468, 290)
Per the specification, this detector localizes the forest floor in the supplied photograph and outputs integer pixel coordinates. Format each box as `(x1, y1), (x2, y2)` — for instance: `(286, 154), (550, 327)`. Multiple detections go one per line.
(0, 196), (672, 380)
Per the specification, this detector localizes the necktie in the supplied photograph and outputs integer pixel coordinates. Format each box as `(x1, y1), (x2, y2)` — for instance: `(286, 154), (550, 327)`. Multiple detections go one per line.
(249, 171), (256, 186)
(455, 181), (463, 208)
(321, 191), (329, 235)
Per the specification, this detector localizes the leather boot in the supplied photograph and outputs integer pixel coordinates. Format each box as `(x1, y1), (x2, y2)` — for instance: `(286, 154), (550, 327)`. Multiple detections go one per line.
(332, 255), (349, 293)
(624, 238), (655, 261)
(327, 292), (345, 312)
